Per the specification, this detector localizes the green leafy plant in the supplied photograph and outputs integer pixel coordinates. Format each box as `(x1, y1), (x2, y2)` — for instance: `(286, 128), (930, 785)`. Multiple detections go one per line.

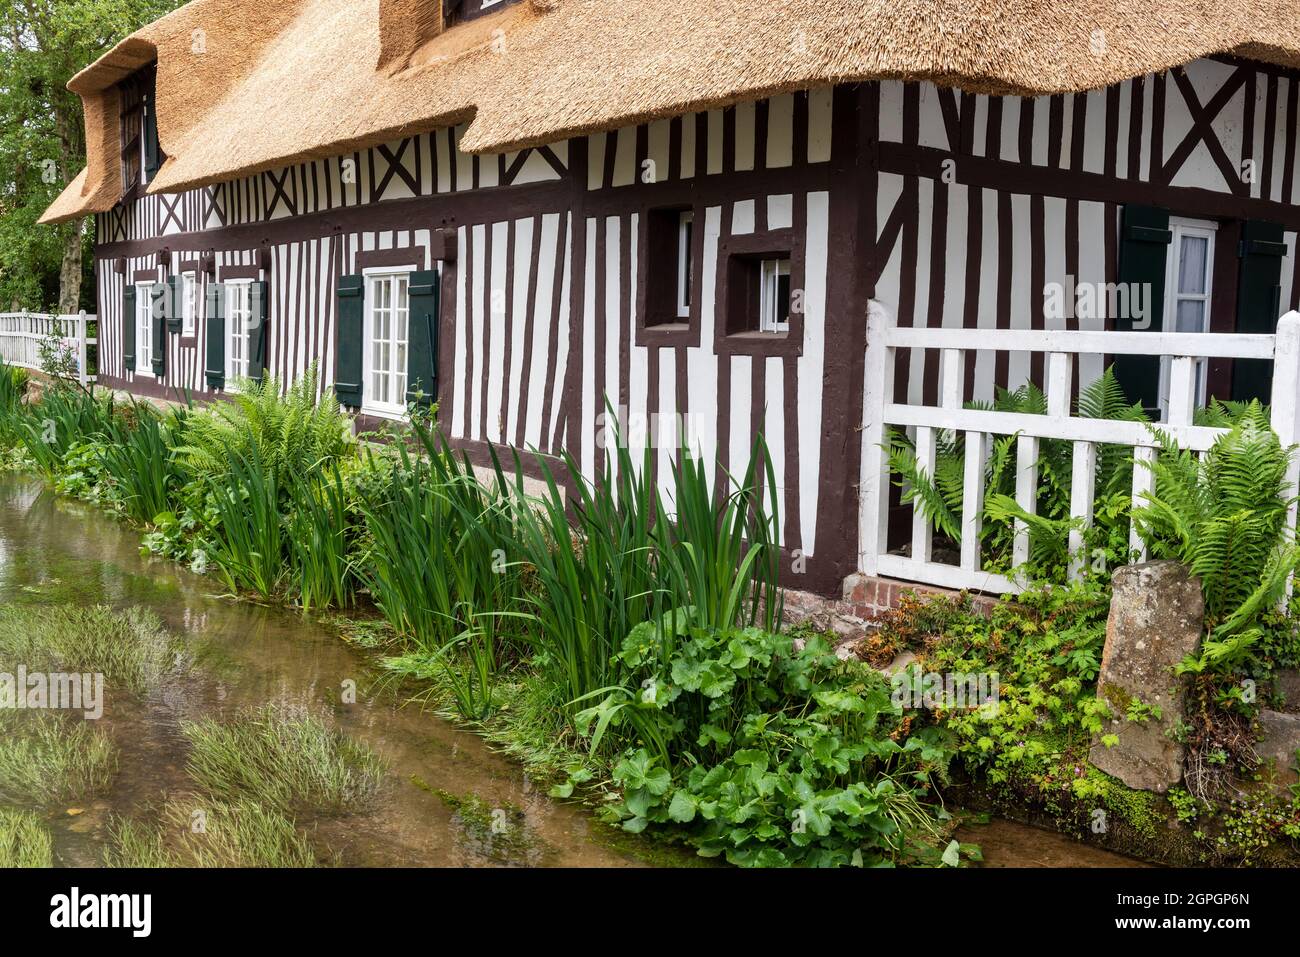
(1133, 402), (1300, 673)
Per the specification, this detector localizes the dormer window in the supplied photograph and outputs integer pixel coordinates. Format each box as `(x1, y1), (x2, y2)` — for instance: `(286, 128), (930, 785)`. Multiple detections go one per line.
(120, 65), (164, 194)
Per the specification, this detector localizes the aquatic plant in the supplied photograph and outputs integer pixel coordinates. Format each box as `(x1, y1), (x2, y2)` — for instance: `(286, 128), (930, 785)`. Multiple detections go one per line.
(204, 443), (286, 599)
(181, 706), (384, 814)
(0, 604), (186, 697)
(106, 802), (317, 869)
(98, 401), (189, 525)
(362, 428), (529, 720)
(0, 809), (54, 868)
(285, 462), (358, 613)
(0, 713), (118, 806)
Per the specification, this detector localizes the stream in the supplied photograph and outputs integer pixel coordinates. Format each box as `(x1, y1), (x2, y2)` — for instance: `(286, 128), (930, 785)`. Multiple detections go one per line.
(0, 475), (1147, 868)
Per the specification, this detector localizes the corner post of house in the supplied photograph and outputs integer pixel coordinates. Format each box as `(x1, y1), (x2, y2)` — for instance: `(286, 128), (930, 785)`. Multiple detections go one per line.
(1270, 311), (1300, 541)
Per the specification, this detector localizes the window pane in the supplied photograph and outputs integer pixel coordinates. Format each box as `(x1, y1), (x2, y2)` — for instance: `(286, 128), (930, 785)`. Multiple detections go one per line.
(1175, 298), (1206, 334)
(1178, 235), (1208, 295)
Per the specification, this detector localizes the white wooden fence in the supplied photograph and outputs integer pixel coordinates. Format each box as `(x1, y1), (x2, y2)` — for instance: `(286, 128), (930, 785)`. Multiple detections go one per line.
(858, 302), (1300, 594)
(0, 312), (97, 387)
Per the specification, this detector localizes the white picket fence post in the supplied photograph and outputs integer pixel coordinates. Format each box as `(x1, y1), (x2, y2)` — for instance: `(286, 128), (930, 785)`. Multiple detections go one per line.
(858, 308), (1300, 596)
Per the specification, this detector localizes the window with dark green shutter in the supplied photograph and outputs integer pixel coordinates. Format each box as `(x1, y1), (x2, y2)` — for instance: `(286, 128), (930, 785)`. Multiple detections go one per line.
(1232, 220), (1288, 404)
(123, 285), (137, 372)
(407, 270), (440, 407)
(248, 281), (269, 384)
(166, 275), (181, 333)
(1114, 204), (1172, 412)
(150, 285), (167, 377)
(335, 275), (365, 408)
(205, 282), (225, 391)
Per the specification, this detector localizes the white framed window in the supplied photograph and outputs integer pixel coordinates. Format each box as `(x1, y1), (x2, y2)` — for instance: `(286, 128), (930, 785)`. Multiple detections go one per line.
(225, 280), (252, 386)
(676, 212), (693, 319)
(180, 272), (198, 337)
(1158, 218), (1217, 415)
(135, 282), (154, 376)
(758, 258), (792, 334)
(364, 270), (411, 418)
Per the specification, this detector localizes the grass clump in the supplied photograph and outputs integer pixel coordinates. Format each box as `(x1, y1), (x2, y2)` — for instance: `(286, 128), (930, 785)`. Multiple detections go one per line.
(0, 808), (54, 867)
(106, 801), (317, 869)
(0, 713), (117, 806)
(0, 604), (186, 697)
(181, 706), (384, 814)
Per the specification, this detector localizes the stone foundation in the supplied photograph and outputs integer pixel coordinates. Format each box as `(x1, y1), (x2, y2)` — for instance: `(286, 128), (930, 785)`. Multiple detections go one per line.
(781, 572), (1000, 644)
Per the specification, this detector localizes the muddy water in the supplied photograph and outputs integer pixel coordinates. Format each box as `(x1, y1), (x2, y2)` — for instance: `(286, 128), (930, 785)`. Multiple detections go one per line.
(0, 477), (663, 868)
(958, 819), (1151, 868)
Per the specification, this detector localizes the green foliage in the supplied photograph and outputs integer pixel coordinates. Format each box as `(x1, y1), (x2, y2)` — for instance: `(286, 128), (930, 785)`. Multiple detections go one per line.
(98, 401), (188, 523)
(1133, 402), (1300, 673)
(0, 0), (185, 312)
(0, 808), (54, 868)
(888, 368), (1147, 580)
(181, 706), (384, 814)
(284, 462), (359, 614)
(584, 628), (952, 866)
(0, 604), (185, 696)
(172, 365), (351, 484)
(0, 712), (117, 806)
(361, 427), (529, 720)
(203, 443), (286, 599)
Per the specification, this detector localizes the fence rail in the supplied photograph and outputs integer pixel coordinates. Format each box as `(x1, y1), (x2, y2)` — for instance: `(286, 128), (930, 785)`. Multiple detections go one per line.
(0, 312), (97, 387)
(858, 304), (1300, 595)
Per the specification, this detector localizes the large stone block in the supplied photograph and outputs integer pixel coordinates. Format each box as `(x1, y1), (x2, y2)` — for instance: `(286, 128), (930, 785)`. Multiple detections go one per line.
(1255, 710), (1300, 796)
(1273, 669), (1300, 715)
(1089, 561), (1204, 792)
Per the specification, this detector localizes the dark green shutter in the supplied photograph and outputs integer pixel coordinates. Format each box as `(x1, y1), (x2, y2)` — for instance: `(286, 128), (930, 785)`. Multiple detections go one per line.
(205, 282), (226, 391)
(248, 281), (269, 385)
(166, 275), (181, 333)
(150, 285), (167, 376)
(336, 274), (364, 408)
(1113, 204), (1172, 412)
(123, 285), (136, 372)
(407, 270), (440, 407)
(1232, 220), (1288, 404)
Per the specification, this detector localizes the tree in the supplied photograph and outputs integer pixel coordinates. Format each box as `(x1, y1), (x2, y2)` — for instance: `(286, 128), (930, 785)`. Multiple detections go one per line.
(0, 0), (181, 313)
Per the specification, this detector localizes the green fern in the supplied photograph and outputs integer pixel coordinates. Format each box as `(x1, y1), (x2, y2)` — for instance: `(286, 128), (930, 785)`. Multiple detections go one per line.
(171, 364), (351, 486)
(1133, 402), (1300, 671)
(886, 367), (1148, 578)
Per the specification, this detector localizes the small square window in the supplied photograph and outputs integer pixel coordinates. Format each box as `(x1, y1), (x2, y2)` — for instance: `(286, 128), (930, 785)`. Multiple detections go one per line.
(644, 206), (695, 329)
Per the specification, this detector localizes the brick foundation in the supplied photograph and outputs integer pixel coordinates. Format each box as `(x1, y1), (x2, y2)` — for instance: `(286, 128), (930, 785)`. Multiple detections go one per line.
(780, 572), (999, 642)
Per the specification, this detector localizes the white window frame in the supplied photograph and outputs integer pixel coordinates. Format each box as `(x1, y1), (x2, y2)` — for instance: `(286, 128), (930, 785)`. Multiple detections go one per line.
(135, 282), (154, 377)
(1158, 217), (1217, 416)
(676, 211), (693, 319)
(362, 267), (413, 419)
(225, 280), (253, 389)
(758, 257), (792, 334)
(180, 271), (198, 337)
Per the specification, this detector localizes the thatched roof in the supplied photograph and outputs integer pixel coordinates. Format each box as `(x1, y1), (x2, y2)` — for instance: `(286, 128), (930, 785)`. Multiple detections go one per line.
(40, 0), (1300, 225)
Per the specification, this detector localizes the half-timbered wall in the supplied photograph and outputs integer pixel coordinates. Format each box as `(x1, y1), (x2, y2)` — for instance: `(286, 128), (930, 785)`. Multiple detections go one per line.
(870, 56), (1300, 407)
(92, 56), (1300, 595)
